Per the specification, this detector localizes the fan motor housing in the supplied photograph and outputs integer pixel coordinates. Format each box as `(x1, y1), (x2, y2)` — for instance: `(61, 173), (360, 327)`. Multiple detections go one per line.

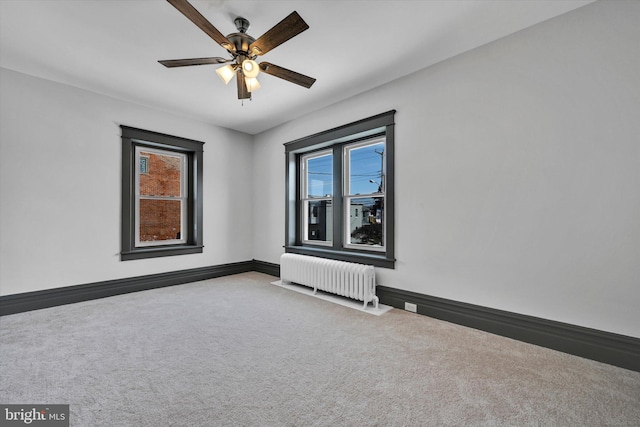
(226, 32), (255, 55)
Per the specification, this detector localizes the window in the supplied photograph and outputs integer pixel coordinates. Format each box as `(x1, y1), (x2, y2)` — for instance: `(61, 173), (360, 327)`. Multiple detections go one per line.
(139, 155), (149, 174)
(285, 111), (395, 268)
(301, 149), (333, 245)
(121, 126), (204, 260)
(135, 147), (186, 247)
(344, 138), (386, 250)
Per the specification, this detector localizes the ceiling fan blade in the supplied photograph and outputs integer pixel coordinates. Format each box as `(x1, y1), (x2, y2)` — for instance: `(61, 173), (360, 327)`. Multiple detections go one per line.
(166, 0), (235, 52)
(259, 62), (316, 89)
(237, 70), (251, 99)
(249, 11), (309, 56)
(158, 57), (230, 68)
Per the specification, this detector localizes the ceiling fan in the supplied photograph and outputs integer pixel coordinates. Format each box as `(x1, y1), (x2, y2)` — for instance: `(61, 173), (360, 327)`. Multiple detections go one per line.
(159, 0), (316, 100)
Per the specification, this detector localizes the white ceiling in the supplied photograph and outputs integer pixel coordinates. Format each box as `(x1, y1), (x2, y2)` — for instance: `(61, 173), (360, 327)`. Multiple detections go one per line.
(0, 0), (593, 135)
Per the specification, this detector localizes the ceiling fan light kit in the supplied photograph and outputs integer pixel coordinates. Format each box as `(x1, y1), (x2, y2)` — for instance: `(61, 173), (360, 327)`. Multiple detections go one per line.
(160, 0), (316, 101)
(245, 77), (261, 92)
(215, 64), (236, 84)
(242, 60), (260, 79)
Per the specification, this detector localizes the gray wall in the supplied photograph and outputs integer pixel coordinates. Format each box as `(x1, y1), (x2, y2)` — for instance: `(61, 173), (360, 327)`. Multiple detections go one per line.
(0, 69), (254, 296)
(251, 0), (640, 338)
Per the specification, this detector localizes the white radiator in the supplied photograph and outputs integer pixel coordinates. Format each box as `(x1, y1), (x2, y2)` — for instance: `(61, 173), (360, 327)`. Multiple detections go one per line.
(280, 253), (379, 310)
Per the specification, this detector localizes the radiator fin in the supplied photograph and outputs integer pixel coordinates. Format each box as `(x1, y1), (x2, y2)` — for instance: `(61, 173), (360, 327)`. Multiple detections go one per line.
(280, 253), (378, 309)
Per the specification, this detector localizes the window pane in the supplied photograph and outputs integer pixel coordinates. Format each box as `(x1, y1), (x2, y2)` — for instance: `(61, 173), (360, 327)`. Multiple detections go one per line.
(140, 156), (149, 174)
(139, 151), (183, 197)
(306, 200), (332, 242)
(348, 197), (383, 247)
(306, 153), (333, 197)
(349, 142), (384, 195)
(139, 199), (182, 242)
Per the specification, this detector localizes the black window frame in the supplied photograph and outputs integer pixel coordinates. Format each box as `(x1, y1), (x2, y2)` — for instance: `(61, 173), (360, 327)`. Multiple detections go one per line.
(120, 126), (204, 261)
(284, 110), (396, 268)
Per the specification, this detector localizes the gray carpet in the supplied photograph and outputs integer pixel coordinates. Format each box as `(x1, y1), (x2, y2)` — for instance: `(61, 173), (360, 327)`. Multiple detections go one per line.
(1, 272), (639, 426)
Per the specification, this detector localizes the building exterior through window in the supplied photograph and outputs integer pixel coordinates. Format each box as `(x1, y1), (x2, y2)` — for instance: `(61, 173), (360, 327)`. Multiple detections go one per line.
(136, 147), (186, 246)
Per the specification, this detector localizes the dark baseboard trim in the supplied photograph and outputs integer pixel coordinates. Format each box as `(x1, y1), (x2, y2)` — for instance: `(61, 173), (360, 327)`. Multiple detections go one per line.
(376, 285), (640, 372)
(3, 262), (637, 372)
(0, 261), (254, 316)
(252, 259), (280, 277)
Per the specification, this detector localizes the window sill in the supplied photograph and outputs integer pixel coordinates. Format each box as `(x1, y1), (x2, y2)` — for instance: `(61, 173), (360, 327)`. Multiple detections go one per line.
(121, 245), (204, 261)
(285, 245), (395, 269)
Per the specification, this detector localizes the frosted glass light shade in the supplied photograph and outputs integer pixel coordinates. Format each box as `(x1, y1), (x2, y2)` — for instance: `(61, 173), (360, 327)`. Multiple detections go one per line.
(216, 65), (235, 84)
(242, 59), (260, 78)
(245, 77), (261, 92)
